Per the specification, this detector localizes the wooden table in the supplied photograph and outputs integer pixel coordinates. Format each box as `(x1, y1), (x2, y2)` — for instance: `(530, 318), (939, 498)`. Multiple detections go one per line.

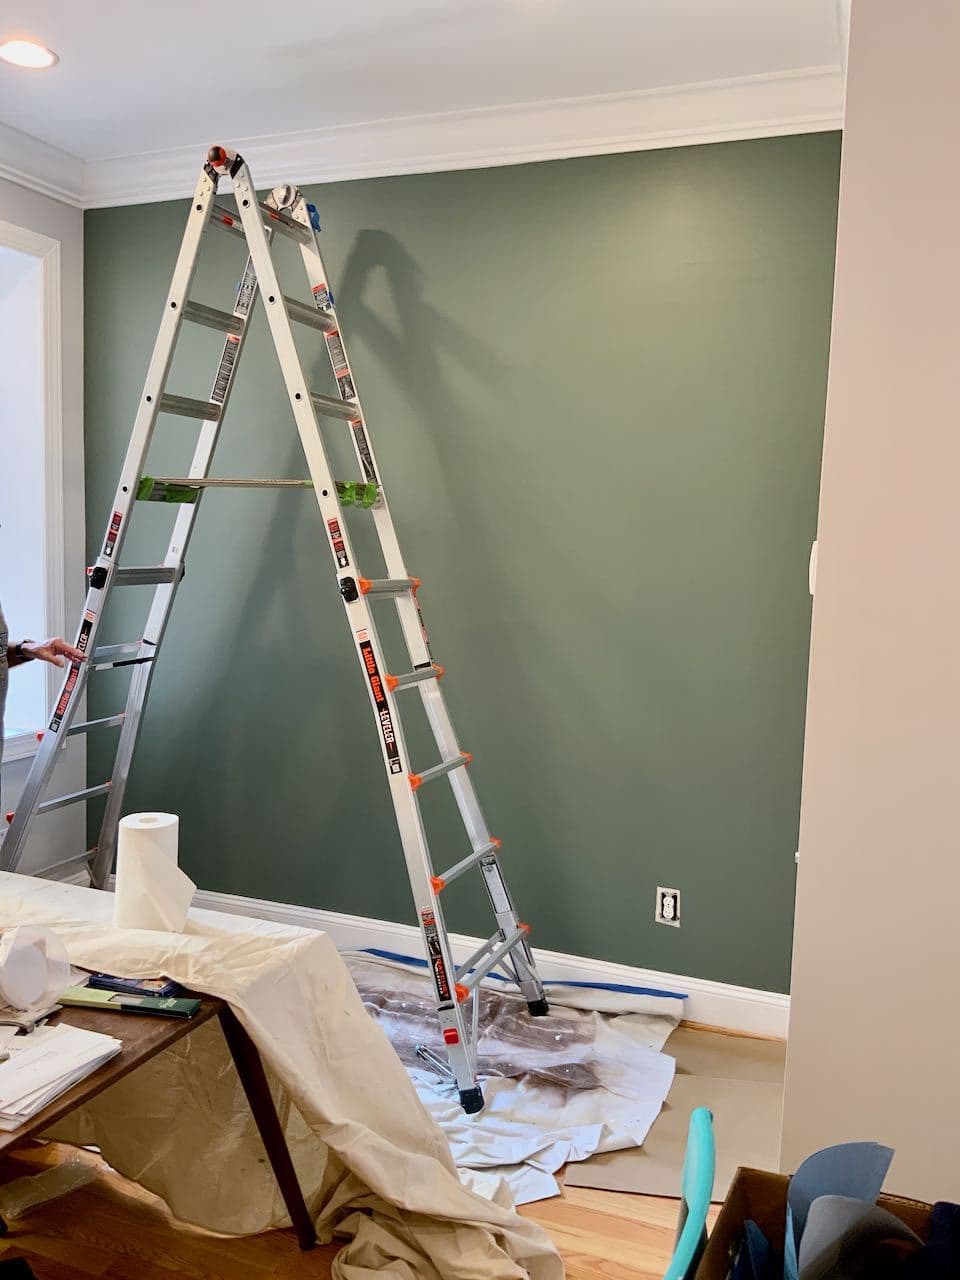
(0, 998), (316, 1250)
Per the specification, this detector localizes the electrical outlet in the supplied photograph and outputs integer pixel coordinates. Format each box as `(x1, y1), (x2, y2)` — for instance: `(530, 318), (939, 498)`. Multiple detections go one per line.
(656, 886), (680, 927)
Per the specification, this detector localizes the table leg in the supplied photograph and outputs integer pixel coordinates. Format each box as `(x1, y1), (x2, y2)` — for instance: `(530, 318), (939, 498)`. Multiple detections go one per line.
(218, 1007), (316, 1251)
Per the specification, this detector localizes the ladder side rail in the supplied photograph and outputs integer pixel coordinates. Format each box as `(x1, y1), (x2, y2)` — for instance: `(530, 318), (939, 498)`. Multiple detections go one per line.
(232, 162), (478, 1097)
(282, 187), (546, 1012)
(1, 165), (220, 876)
(89, 253), (263, 888)
(282, 196), (436, 671)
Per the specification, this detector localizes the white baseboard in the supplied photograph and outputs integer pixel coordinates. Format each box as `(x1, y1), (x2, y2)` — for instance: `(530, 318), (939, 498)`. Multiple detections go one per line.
(190, 886), (789, 1039)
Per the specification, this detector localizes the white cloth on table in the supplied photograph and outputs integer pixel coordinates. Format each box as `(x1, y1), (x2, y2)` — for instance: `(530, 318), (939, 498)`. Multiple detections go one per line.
(0, 872), (561, 1280)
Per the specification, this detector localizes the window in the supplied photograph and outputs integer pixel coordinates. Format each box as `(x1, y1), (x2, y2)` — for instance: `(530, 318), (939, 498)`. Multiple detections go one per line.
(0, 221), (63, 758)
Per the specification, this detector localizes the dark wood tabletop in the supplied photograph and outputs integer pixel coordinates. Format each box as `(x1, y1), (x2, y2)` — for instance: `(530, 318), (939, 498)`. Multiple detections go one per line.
(0, 995), (316, 1249)
(0, 997), (224, 1155)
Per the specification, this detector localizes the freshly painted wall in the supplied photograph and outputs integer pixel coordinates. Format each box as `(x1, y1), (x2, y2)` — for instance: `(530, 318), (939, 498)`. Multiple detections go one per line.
(84, 133), (839, 992)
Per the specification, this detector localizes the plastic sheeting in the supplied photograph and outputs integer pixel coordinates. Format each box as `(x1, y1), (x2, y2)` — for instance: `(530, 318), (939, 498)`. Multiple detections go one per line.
(347, 954), (678, 1204)
(0, 873), (561, 1280)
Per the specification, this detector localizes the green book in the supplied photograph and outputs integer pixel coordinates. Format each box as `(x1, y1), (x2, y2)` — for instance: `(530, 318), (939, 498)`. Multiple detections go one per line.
(58, 986), (200, 1019)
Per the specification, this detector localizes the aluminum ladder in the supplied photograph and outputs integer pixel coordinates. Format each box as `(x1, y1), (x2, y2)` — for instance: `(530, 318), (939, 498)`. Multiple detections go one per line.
(0, 146), (548, 1111)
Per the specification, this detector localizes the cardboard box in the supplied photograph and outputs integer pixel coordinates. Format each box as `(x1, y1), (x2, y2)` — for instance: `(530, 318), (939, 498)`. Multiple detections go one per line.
(695, 1167), (932, 1279)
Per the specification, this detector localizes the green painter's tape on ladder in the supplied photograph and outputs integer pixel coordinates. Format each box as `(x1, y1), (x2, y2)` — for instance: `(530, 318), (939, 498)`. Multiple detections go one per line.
(336, 480), (379, 508)
(136, 476), (199, 503)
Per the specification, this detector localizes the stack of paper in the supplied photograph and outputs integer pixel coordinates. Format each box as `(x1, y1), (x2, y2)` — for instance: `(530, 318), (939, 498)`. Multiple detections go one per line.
(0, 1022), (121, 1130)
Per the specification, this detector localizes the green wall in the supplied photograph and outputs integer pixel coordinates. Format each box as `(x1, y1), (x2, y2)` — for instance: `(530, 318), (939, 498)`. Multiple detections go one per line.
(84, 133), (840, 992)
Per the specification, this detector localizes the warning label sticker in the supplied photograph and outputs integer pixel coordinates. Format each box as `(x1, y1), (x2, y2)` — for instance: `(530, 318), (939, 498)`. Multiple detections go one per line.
(327, 517), (349, 568)
(312, 281), (333, 309)
(357, 629), (402, 774)
(235, 261), (258, 318)
(351, 422), (378, 484)
(421, 910), (452, 1004)
(212, 333), (241, 405)
(103, 510), (122, 558)
(325, 331), (347, 374)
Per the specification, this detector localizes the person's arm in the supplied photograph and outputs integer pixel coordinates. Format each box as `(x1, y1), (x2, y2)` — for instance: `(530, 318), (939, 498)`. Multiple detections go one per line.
(9, 637), (86, 668)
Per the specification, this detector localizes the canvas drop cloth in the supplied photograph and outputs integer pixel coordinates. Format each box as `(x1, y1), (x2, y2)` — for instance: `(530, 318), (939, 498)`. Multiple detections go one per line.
(347, 954), (680, 1204)
(0, 872), (561, 1280)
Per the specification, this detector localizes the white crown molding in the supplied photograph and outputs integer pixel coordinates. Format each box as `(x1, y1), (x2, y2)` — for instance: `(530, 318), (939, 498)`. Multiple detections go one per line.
(0, 120), (85, 207)
(188, 885), (790, 1038)
(0, 64), (842, 211)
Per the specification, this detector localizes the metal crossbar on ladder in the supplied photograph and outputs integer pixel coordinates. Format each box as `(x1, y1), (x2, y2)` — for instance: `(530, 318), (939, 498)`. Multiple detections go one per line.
(0, 145), (548, 1112)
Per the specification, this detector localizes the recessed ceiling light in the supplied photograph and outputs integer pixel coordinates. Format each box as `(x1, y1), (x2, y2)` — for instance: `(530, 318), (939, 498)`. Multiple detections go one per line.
(0, 38), (59, 69)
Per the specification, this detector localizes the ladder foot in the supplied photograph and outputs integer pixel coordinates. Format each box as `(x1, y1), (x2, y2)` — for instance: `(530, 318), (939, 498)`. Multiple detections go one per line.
(458, 1085), (485, 1115)
(527, 997), (550, 1017)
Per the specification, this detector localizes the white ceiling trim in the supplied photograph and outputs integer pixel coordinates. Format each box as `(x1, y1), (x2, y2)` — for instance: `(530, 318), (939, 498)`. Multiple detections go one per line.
(0, 120), (85, 207)
(4, 66), (843, 211)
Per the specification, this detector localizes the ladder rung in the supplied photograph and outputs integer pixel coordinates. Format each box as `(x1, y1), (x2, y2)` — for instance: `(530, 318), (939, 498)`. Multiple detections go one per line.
(457, 926), (529, 995)
(309, 390), (360, 422)
(67, 713), (125, 736)
(182, 299), (244, 334)
(37, 782), (111, 815)
(359, 576), (420, 598)
(210, 205), (247, 240)
(409, 752), (472, 792)
(158, 393), (223, 421)
(258, 203), (312, 244)
(433, 838), (502, 891)
(91, 643), (142, 662)
(284, 295), (338, 334)
(113, 567), (179, 587)
(386, 664), (443, 693)
(148, 476), (313, 490)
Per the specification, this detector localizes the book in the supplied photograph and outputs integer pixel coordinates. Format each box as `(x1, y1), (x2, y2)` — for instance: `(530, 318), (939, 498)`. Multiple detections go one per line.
(87, 973), (185, 999)
(57, 987), (201, 1019)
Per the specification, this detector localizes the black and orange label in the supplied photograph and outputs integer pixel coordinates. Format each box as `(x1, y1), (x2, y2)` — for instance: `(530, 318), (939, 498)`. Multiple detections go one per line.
(357, 630), (402, 774)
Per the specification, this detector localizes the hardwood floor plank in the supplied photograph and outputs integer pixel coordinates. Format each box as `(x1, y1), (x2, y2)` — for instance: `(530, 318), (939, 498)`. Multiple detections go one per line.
(1, 1143), (721, 1279)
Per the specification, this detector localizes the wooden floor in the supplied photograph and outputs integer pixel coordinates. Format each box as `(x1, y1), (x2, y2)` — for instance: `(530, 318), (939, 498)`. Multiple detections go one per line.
(0, 1143), (718, 1279)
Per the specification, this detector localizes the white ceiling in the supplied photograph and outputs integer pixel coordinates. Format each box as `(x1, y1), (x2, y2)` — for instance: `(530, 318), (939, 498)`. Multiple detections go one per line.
(0, 1), (847, 207)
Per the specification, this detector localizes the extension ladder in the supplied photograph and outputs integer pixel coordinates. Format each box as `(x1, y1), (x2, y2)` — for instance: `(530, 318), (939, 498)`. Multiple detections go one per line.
(0, 147), (547, 1110)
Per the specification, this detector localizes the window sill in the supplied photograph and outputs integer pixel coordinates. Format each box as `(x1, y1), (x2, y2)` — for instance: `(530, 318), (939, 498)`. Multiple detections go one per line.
(2, 731), (41, 763)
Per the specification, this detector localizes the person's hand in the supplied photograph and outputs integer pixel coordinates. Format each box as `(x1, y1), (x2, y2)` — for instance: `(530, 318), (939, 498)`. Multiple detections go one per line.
(23, 637), (87, 667)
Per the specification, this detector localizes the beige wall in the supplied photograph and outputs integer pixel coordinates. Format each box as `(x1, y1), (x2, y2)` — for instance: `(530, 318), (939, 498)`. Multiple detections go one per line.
(781, 0), (960, 1200)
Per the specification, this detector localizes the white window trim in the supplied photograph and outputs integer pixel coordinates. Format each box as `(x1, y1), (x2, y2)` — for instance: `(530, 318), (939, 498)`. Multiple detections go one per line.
(1, 218), (65, 763)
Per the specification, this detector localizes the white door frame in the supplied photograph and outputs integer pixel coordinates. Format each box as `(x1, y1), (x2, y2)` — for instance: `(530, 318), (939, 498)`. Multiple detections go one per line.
(0, 217), (66, 761)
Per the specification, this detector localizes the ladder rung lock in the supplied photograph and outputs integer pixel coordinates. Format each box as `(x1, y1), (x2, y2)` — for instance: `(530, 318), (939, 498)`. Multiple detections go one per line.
(67, 713), (125, 736)
(37, 782), (111, 815)
(258, 203), (311, 244)
(284, 295), (337, 333)
(309, 390), (360, 422)
(358, 576), (420, 597)
(385, 665), (443, 693)
(182, 300), (244, 334)
(210, 204), (247, 239)
(113, 567), (179, 586)
(408, 752), (471, 792)
(158, 393), (223, 422)
(435, 839), (502, 889)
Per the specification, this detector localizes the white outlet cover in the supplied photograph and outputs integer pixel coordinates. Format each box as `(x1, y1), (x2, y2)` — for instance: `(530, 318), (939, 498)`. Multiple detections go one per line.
(656, 886), (680, 927)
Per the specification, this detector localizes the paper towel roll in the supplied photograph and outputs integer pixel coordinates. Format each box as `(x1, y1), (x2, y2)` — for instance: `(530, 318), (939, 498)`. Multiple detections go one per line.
(114, 812), (196, 932)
